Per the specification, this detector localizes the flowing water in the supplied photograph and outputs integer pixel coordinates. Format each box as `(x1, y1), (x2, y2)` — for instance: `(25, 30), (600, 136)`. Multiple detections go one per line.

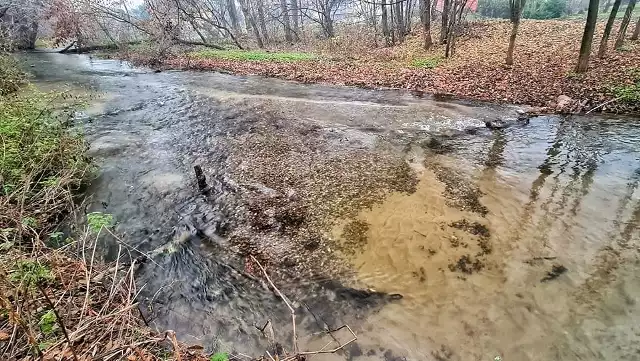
(20, 52), (640, 361)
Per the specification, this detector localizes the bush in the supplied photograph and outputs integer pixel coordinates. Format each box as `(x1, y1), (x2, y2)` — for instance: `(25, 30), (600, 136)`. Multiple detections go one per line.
(0, 55), (27, 96)
(0, 92), (88, 192)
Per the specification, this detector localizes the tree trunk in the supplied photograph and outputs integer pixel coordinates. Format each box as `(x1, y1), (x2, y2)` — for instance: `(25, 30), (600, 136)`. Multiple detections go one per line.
(323, 11), (335, 37)
(632, 16), (640, 40)
(422, 0), (433, 49)
(280, 0), (293, 42)
(575, 0), (600, 73)
(405, 0), (413, 34)
(256, 0), (269, 43)
(395, 0), (405, 42)
(506, 19), (520, 65)
(441, 0), (451, 44)
(290, 0), (300, 40)
(382, 0), (391, 45)
(506, 0), (526, 65)
(445, 1), (457, 57)
(238, 0), (264, 48)
(227, 0), (242, 34)
(614, 0), (637, 49)
(597, 0), (622, 57)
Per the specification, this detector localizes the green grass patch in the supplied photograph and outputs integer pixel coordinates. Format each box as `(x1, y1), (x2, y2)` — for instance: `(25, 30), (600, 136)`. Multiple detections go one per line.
(411, 56), (444, 69)
(611, 68), (640, 104)
(191, 49), (316, 62)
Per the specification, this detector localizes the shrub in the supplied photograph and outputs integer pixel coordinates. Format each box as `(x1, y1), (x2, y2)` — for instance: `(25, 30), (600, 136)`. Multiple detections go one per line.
(0, 55), (27, 96)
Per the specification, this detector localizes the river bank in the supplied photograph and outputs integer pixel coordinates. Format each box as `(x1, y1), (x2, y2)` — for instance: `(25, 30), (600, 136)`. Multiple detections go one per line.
(111, 20), (640, 116)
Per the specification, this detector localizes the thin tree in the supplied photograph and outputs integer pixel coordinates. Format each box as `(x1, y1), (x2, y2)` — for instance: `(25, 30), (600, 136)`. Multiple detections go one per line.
(290, 0), (300, 40)
(238, 0), (263, 47)
(575, 0), (600, 73)
(280, 0), (293, 41)
(632, 17), (640, 40)
(227, 0), (242, 34)
(422, 0), (432, 49)
(256, 0), (269, 43)
(597, 0), (622, 57)
(506, 0), (526, 65)
(440, 0), (451, 43)
(381, 0), (391, 45)
(614, 0), (637, 49)
(395, 0), (405, 42)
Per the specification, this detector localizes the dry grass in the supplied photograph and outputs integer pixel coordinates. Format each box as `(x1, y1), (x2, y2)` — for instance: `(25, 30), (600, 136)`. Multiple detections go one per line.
(0, 176), (211, 361)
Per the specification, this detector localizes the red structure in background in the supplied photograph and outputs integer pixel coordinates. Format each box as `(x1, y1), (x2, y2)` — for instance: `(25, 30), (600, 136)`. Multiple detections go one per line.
(436, 0), (479, 12)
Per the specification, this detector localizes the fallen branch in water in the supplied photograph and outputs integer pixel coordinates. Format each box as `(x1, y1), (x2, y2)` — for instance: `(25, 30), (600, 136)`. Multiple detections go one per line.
(249, 255), (357, 360)
(250, 255), (298, 354)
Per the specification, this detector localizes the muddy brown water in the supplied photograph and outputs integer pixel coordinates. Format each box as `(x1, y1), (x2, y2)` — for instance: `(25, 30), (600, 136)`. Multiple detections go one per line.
(20, 52), (640, 361)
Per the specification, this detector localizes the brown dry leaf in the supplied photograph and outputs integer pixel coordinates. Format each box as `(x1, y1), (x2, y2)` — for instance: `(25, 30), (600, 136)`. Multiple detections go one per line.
(0, 331), (9, 341)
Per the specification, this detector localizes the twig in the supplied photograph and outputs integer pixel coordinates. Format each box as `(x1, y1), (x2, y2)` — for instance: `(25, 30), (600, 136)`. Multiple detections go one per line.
(265, 350), (276, 361)
(38, 284), (80, 361)
(585, 97), (620, 114)
(167, 330), (182, 361)
(301, 301), (340, 347)
(250, 255), (298, 354)
(285, 325), (357, 359)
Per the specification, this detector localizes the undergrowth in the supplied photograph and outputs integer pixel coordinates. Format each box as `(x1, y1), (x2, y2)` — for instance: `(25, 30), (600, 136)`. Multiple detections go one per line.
(611, 68), (640, 105)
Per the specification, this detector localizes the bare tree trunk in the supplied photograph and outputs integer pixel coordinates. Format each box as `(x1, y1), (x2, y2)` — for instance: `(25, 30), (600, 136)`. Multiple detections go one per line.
(422, 0), (433, 49)
(290, 0), (300, 40)
(323, 10), (335, 37)
(238, 0), (264, 48)
(445, 1), (457, 57)
(575, 0), (600, 73)
(506, 0), (526, 65)
(227, 0), (242, 34)
(395, 0), (405, 42)
(614, 0), (637, 49)
(280, 0), (293, 42)
(632, 16), (640, 40)
(441, 0), (451, 44)
(382, 0), (391, 45)
(598, 0), (622, 57)
(405, 0), (413, 34)
(256, 0), (269, 43)
(506, 20), (520, 65)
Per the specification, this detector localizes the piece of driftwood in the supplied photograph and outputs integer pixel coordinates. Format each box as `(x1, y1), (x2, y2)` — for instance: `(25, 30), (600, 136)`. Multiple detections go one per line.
(193, 165), (208, 192)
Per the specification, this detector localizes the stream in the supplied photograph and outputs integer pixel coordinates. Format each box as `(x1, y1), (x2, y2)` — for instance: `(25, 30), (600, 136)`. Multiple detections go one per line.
(20, 51), (640, 361)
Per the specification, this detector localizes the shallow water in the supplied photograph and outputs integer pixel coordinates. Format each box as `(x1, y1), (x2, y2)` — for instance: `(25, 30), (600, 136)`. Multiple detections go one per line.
(20, 51), (640, 361)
